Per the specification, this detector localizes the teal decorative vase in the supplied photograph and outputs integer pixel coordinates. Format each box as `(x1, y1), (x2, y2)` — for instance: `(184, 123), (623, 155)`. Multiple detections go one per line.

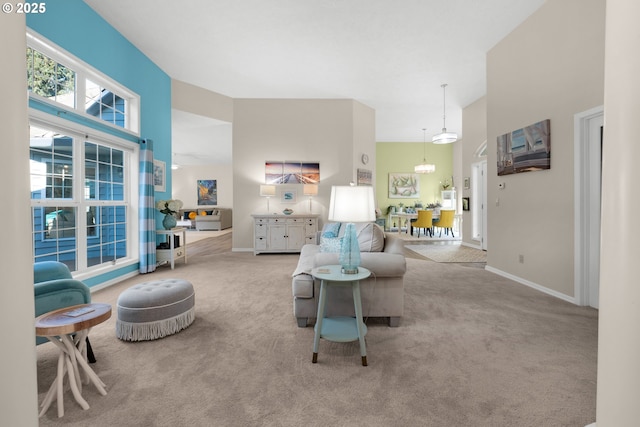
(162, 214), (177, 230)
(339, 223), (361, 274)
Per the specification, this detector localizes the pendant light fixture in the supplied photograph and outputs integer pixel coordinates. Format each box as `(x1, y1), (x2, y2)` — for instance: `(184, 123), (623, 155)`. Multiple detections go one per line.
(432, 83), (458, 144)
(415, 128), (436, 174)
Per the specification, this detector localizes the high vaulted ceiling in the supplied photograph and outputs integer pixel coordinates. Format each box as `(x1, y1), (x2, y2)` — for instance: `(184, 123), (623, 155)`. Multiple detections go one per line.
(84, 0), (545, 161)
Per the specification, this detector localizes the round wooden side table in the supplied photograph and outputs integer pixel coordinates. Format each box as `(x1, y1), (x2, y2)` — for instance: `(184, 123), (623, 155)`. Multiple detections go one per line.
(36, 303), (111, 418)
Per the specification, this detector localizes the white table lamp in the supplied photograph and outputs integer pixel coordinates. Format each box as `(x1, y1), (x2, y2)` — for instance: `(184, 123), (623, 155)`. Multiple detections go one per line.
(303, 184), (318, 212)
(259, 184), (276, 212)
(328, 185), (376, 274)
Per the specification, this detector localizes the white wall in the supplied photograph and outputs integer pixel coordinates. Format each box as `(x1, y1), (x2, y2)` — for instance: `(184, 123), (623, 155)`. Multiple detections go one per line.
(172, 164), (233, 208)
(1, 13), (39, 425)
(486, 0), (605, 298)
(596, 0), (640, 423)
(232, 99), (375, 251)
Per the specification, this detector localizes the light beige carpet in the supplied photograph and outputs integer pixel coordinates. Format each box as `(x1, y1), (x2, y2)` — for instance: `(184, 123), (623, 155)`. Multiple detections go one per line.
(405, 243), (487, 263)
(35, 234), (596, 426)
(185, 228), (232, 244)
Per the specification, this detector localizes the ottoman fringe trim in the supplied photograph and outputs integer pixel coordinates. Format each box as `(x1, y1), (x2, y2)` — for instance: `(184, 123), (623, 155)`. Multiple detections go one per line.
(116, 307), (195, 341)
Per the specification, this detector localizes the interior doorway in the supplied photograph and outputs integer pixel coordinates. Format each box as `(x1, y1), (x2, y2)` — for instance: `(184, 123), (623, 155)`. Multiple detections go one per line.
(574, 106), (603, 308)
(471, 160), (488, 250)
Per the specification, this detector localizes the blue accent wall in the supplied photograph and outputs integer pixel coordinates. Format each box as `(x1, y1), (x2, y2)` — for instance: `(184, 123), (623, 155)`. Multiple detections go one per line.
(27, 0), (173, 285)
(26, 0), (172, 187)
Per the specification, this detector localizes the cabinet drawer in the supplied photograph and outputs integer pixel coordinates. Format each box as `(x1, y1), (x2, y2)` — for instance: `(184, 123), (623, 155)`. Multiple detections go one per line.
(255, 237), (267, 250)
(156, 247), (184, 263)
(255, 223), (267, 237)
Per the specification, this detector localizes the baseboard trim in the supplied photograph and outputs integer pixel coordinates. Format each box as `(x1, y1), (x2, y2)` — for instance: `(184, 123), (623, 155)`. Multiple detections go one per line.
(232, 247), (254, 253)
(89, 270), (139, 293)
(484, 265), (578, 305)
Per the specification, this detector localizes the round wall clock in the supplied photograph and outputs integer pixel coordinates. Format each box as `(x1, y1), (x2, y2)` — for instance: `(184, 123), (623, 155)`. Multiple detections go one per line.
(361, 153), (369, 165)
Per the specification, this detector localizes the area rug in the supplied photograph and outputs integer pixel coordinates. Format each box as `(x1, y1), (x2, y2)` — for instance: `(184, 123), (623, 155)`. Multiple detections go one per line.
(405, 242), (487, 263)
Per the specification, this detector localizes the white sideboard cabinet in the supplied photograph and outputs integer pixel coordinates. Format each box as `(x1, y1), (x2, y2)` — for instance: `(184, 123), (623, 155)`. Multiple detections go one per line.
(252, 214), (319, 255)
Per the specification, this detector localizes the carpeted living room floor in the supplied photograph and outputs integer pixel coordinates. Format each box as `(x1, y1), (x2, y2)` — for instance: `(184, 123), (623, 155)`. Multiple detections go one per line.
(36, 232), (597, 427)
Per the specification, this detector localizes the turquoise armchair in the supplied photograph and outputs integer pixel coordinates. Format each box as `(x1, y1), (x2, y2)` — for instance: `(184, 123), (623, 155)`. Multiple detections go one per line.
(34, 261), (96, 362)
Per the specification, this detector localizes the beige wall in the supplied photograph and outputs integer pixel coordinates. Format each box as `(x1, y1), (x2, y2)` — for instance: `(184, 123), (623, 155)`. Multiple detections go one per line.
(172, 164), (233, 208)
(486, 0), (605, 299)
(172, 79), (233, 123)
(232, 99), (375, 251)
(1, 13), (39, 425)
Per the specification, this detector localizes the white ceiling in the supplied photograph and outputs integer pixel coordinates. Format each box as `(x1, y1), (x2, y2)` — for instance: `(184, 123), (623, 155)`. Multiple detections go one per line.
(84, 0), (545, 164)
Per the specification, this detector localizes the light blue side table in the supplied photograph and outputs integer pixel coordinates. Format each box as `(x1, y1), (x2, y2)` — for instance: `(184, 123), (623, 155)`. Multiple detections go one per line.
(311, 265), (371, 366)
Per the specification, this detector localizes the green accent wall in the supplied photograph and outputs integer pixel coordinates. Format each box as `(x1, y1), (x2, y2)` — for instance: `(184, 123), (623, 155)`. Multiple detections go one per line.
(376, 142), (453, 213)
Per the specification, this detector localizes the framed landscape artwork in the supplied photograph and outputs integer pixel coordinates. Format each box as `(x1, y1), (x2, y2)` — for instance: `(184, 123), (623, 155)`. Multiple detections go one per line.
(265, 161), (320, 184)
(197, 179), (217, 205)
(497, 119), (551, 176)
(357, 168), (372, 186)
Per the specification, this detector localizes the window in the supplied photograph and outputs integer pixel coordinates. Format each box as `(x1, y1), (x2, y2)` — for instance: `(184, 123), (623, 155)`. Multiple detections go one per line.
(30, 123), (135, 273)
(26, 47), (75, 108)
(27, 29), (140, 134)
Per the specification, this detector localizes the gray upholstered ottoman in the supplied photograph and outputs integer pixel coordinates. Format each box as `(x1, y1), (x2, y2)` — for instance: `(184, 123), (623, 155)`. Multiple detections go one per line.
(116, 279), (195, 341)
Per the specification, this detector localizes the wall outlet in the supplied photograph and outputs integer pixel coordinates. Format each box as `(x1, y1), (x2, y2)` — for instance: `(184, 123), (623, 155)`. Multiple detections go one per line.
(518, 254), (524, 263)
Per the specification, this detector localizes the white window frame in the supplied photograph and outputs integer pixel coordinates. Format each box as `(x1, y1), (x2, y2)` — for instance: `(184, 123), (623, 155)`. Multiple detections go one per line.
(30, 98), (140, 280)
(27, 29), (140, 137)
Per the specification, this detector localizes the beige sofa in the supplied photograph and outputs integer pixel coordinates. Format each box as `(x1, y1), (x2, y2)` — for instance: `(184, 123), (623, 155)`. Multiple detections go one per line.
(196, 207), (232, 230)
(188, 208), (232, 231)
(291, 222), (406, 327)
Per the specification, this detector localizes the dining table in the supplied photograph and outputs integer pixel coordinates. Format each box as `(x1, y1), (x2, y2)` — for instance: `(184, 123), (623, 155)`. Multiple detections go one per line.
(389, 210), (439, 235)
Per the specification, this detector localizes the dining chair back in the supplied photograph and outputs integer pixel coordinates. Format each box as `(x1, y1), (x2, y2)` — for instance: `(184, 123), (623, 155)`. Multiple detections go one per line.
(432, 209), (455, 237)
(411, 210), (433, 237)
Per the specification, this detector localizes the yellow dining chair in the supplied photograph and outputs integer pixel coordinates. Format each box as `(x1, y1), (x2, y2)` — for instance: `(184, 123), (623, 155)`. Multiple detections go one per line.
(432, 209), (455, 237)
(411, 210), (433, 237)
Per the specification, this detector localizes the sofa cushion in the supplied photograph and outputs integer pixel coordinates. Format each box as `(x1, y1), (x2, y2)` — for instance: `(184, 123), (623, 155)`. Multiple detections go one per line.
(336, 222), (384, 252)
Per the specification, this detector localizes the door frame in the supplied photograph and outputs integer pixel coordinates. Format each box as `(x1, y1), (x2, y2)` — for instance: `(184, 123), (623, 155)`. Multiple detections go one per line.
(471, 159), (488, 250)
(574, 105), (603, 307)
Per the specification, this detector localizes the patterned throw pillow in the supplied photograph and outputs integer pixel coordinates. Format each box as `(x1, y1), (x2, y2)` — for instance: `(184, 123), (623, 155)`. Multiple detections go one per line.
(322, 222), (341, 238)
(320, 236), (342, 253)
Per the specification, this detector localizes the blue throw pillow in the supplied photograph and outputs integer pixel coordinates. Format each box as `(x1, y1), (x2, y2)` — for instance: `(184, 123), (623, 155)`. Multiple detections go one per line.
(322, 222), (341, 238)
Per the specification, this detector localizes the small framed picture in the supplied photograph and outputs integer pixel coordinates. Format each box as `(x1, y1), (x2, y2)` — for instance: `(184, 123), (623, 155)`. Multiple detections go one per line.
(357, 168), (372, 186)
(462, 197), (470, 211)
(464, 177), (471, 190)
(153, 159), (166, 192)
(280, 189), (297, 203)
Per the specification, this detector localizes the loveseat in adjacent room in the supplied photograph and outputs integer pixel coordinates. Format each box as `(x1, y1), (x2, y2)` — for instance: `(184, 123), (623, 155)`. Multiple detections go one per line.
(195, 208), (232, 231)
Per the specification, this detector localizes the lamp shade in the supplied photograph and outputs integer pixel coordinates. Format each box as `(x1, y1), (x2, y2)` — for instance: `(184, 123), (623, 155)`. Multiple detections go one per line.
(414, 163), (436, 174)
(259, 184), (276, 197)
(303, 184), (318, 196)
(432, 131), (458, 144)
(328, 186), (375, 223)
